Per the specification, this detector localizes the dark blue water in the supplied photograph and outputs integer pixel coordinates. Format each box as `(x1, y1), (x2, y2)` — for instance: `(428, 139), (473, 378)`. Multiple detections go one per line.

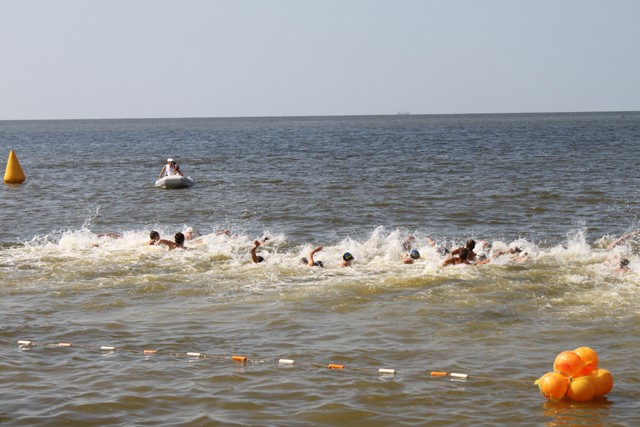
(2, 112), (639, 244)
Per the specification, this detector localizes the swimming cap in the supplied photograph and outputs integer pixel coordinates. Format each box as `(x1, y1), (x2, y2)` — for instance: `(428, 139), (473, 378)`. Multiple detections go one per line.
(314, 261), (324, 267)
(410, 249), (420, 259)
(343, 252), (354, 262)
(167, 158), (174, 162)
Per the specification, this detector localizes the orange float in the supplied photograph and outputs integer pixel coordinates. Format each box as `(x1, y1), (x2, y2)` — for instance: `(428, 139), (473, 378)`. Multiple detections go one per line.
(553, 351), (585, 378)
(591, 368), (613, 397)
(536, 372), (570, 401)
(574, 346), (599, 375)
(566, 375), (595, 402)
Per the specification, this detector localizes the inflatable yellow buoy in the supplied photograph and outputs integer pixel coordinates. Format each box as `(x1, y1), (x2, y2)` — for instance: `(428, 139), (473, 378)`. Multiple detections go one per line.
(4, 150), (26, 184)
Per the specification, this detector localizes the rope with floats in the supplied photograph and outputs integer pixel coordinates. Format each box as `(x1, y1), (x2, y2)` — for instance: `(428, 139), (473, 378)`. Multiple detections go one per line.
(16, 339), (476, 381)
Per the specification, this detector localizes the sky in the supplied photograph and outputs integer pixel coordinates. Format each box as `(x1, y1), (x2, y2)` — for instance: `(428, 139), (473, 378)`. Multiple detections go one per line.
(0, 0), (639, 120)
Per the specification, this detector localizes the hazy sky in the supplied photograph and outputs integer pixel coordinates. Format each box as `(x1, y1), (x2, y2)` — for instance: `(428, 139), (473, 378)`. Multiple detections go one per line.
(1, 0), (638, 120)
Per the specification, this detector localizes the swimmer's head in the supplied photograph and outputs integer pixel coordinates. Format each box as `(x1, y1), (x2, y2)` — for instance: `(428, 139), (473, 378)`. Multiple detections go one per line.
(300, 257), (308, 265)
(256, 256), (264, 263)
(466, 239), (476, 250)
(620, 258), (630, 268)
(438, 247), (449, 256)
(314, 261), (324, 267)
(343, 252), (354, 262)
(149, 230), (160, 240)
(167, 158), (174, 164)
(410, 249), (420, 260)
(175, 232), (185, 245)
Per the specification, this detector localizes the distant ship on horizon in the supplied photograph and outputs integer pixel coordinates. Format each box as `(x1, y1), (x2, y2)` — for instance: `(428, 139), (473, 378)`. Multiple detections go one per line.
(396, 111), (410, 115)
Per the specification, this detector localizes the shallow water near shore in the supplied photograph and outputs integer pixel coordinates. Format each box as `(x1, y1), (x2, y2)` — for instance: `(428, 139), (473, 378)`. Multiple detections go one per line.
(1, 112), (640, 426)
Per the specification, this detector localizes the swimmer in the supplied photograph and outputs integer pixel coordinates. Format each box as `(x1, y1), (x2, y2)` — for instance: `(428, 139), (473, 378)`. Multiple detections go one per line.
(184, 227), (194, 240)
(402, 235), (416, 251)
(472, 241), (492, 265)
(615, 258), (630, 275)
(97, 232), (122, 239)
(402, 249), (421, 264)
(441, 247), (471, 267)
(450, 239), (477, 262)
(475, 253), (491, 266)
(607, 230), (640, 250)
(341, 252), (354, 267)
(300, 246), (324, 267)
(493, 246), (522, 259)
(182, 226), (206, 245)
(158, 232), (186, 250)
(147, 230), (161, 246)
(494, 246), (529, 262)
(251, 240), (265, 263)
(427, 236), (449, 256)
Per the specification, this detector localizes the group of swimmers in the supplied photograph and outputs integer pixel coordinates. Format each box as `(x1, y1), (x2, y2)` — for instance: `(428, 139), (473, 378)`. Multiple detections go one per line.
(144, 229), (356, 268)
(139, 227), (633, 274)
(255, 240), (355, 267)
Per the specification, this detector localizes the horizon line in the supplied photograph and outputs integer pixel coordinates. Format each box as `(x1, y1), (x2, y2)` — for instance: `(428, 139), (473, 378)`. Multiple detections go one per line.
(1, 110), (637, 123)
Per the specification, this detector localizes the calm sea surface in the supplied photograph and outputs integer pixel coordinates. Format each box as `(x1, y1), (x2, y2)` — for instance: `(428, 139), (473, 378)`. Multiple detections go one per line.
(1, 112), (639, 426)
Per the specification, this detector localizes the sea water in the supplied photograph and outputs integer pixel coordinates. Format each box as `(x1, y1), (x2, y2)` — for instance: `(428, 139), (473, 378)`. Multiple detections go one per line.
(1, 112), (639, 426)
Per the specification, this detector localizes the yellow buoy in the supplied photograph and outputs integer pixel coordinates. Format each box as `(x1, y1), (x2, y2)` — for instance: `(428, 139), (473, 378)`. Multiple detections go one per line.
(4, 150), (26, 184)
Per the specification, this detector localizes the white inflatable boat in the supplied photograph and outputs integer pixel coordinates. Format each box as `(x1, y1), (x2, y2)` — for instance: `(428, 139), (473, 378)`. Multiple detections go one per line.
(155, 175), (195, 189)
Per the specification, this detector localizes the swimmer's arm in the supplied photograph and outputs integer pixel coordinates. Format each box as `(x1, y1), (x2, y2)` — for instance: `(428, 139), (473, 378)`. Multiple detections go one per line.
(250, 241), (261, 263)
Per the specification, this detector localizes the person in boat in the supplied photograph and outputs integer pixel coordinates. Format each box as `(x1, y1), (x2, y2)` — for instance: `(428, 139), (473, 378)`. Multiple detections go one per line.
(441, 247), (471, 267)
(158, 232), (186, 250)
(147, 230), (161, 246)
(251, 240), (266, 263)
(300, 246), (324, 267)
(341, 252), (354, 267)
(402, 249), (420, 264)
(158, 158), (183, 179)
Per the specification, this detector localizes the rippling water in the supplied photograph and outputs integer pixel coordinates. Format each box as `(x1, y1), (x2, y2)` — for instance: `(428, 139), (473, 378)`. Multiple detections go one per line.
(1, 113), (640, 426)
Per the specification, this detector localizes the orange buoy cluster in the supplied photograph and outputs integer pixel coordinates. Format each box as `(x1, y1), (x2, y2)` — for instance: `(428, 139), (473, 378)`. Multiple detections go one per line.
(535, 347), (613, 402)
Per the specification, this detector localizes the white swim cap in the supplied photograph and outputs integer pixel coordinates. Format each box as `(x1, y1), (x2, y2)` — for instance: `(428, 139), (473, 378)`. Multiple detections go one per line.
(167, 158), (174, 162)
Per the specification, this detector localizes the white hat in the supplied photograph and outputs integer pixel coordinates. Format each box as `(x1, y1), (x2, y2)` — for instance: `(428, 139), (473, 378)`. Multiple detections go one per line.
(167, 158), (174, 162)
(185, 227), (193, 233)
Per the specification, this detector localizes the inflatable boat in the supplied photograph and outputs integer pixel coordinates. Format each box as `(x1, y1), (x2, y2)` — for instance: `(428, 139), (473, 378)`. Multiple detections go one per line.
(155, 175), (195, 189)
